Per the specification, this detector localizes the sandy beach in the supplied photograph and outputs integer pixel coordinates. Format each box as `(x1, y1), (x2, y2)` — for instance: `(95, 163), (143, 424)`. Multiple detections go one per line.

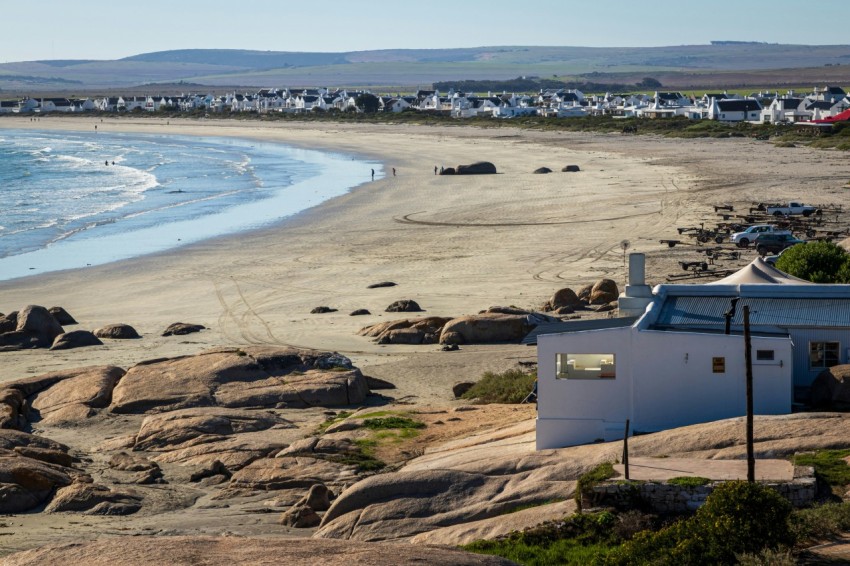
(2, 117), (850, 558)
(2, 116), (850, 392)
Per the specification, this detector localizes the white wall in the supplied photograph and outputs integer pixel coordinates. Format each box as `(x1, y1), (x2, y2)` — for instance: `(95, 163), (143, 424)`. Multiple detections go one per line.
(536, 327), (793, 449)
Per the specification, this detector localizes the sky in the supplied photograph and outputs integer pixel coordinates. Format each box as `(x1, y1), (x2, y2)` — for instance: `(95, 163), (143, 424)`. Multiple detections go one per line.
(1, 0), (845, 62)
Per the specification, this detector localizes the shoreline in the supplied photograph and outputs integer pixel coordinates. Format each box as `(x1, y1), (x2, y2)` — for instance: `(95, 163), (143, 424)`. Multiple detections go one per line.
(1, 116), (849, 387)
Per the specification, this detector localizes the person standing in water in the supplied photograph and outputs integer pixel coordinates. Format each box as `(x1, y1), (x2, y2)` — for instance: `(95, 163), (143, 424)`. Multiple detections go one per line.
(371, 168), (375, 180)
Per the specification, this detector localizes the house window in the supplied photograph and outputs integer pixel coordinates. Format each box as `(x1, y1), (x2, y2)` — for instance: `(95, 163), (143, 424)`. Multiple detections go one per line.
(756, 350), (775, 361)
(810, 342), (840, 369)
(556, 353), (616, 379)
(712, 357), (726, 373)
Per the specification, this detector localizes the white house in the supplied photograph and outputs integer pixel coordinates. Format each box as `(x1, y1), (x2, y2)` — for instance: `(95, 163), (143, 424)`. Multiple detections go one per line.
(533, 255), (848, 450)
(709, 98), (762, 122)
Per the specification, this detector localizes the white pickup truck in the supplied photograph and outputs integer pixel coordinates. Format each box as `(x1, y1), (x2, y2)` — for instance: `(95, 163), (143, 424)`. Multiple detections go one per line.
(765, 202), (820, 217)
(729, 224), (792, 247)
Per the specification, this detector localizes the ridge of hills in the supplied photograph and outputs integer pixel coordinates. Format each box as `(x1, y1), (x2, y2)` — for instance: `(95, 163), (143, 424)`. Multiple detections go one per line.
(1, 44), (849, 90)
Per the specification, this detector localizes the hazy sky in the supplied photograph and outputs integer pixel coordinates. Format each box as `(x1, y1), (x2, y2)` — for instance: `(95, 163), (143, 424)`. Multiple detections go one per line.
(1, 0), (845, 62)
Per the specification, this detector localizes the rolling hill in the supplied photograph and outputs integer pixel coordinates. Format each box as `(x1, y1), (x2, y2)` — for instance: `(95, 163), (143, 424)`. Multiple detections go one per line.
(0, 44), (849, 91)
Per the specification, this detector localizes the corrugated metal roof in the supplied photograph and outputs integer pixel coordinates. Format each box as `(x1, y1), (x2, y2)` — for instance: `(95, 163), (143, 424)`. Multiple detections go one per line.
(655, 296), (850, 329)
(522, 316), (639, 345)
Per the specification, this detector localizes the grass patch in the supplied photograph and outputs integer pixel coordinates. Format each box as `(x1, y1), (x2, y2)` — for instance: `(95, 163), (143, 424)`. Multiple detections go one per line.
(667, 476), (712, 488)
(351, 410), (401, 419)
(362, 416), (426, 430)
(460, 369), (536, 404)
(792, 449), (850, 487)
(790, 501), (850, 546)
(316, 410), (352, 433)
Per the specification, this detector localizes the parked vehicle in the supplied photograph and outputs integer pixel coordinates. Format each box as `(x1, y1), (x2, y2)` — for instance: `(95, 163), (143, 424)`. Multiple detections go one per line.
(754, 233), (805, 256)
(730, 224), (791, 247)
(765, 202), (820, 217)
(764, 246), (796, 266)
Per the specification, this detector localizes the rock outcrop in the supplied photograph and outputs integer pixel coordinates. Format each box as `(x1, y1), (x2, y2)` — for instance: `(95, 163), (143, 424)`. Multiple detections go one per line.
(542, 288), (582, 312)
(532, 167), (552, 174)
(44, 481), (142, 515)
(94, 324), (140, 339)
(385, 300), (422, 313)
(810, 365), (850, 408)
(0, 536), (517, 565)
(29, 366), (125, 425)
(0, 430), (77, 513)
(110, 347), (370, 414)
(0, 305), (64, 350)
(48, 307), (77, 326)
(590, 279), (619, 304)
(162, 322), (205, 336)
(456, 162), (497, 175)
(358, 317), (451, 345)
(439, 313), (536, 345)
(50, 330), (103, 351)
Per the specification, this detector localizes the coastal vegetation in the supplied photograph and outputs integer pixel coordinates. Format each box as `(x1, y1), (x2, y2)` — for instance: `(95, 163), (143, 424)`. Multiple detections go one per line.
(460, 368), (537, 404)
(775, 241), (850, 282)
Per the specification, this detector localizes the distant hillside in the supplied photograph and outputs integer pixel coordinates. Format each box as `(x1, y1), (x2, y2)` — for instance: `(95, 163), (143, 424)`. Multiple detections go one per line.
(1, 44), (849, 90)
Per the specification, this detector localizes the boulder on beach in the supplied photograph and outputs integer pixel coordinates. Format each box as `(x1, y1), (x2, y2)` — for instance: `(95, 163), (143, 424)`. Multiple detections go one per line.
(50, 330), (103, 351)
(562, 165), (581, 172)
(349, 309), (371, 316)
(311, 306), (338, 314)
(367, 281), (396, 289)
(385, 300), (423, 313)
(456, 162), (497, 175)
(162, 322), (205, 336)
(0, 430), (76, 513)
(280, 503), (321, 528)
(439, 313), (537, 345)
(439, 167), (456, 175)
(48, 307), (77, 326)
(453, 382), (475, 398)
(0, 311), (18, 333)
(543, 287), (582, 312)
(358, 316), (452, 345)
(577, 284), (593, 304)
(590, 279), (619, 305)
(533, 167), (552, 174)
(94, 323), (140, 339)
(2, 305), (65, 349)
(28, 366), (125, 425)
(109, 347), (370, 414)
(44, 481), (142, 515)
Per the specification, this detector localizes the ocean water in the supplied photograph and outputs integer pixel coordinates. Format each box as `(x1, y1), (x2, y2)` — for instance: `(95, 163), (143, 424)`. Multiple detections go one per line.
(0, 129), (380, 281)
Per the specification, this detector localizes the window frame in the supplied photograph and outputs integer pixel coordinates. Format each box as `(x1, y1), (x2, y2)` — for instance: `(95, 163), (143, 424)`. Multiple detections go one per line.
(809, 341), (840, 370)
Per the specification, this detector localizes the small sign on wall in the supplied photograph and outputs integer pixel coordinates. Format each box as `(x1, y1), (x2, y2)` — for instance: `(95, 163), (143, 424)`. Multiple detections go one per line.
(712, 357), (726, 373)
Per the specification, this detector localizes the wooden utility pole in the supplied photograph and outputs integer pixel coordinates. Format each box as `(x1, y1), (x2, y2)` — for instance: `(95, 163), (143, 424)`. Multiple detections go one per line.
(744, 305), (755, 483)
(623, 419), (630, 480)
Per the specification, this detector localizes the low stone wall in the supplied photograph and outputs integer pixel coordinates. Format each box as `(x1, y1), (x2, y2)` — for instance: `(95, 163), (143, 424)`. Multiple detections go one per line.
(588, 466), (816, 515)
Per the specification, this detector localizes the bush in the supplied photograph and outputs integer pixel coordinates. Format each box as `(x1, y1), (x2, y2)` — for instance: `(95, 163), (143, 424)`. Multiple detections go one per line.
(607, 481), (793, 565)
(460, 368), (536, 403)
(575, 462), (616, 511)
(775, 240), (850, 283)
(667, 476), (711, 487)
(790, 501), (850, 544)
(792, 449), (850, 487)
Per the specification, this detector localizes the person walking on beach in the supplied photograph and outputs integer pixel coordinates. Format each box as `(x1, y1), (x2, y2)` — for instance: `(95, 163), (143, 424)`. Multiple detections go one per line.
(434, 166), (437, 175)
(371, 168), (375, 181)
(392, 168), (396, 177)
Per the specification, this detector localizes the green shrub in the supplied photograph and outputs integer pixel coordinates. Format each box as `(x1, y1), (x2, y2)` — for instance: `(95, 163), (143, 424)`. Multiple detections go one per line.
(361, 416), (425, 430)
(460, 369), (536, 404)
(667, 476), (711, 487)
(790, 501), (850, 544)
(606, 481), (793, 565)
(775, 240), (850, 283)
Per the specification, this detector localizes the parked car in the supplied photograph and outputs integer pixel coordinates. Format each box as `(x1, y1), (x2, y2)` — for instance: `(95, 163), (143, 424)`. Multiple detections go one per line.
(764, 245), (798, 266)
(765, 202), (820, 217)
(730, 224), (791, 247)
(754, 233), (805, 256)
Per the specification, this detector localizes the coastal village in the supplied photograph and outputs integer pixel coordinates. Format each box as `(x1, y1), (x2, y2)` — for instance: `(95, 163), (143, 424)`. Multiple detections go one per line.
(2, 83), (849, 123)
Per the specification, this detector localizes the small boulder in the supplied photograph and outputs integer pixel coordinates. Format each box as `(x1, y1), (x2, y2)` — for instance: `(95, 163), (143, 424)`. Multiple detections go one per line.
(452, 382), (475, 398)
(544, 288), (582, 312)
(577, 284), (593, 304)
(562, 165), (581, 172)
(0, 311), (18, 333)
(162, 322), (205, 336)
(50, 330), (103, 351)
(349, 309), (371, 316)
(280, 503), (321, 528)
(311, 307), (338, 314)
(533, 167), (552, 174)
(367, 282), (397, 289)
(299, 483), (332, 511)
(190, 460), (232, 482)
(94, 324), (140, 339)
(385, 300), (422, 313)
(15, 305), (64, 347)
(377, 328), (425, 345)
(44, 481), (142, 515)
(108, 452), (160, 472)
(48, 307), (77, 326)
(439, 167), (456, 175)
(439, 313), (536, 345)
(364, 376), (396, 390)
(590, 279), (619, 305)
(456, 162), (497, 175)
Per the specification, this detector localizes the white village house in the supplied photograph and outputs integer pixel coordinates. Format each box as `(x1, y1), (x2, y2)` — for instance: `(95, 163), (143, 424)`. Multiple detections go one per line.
(534, 254), (848, 450)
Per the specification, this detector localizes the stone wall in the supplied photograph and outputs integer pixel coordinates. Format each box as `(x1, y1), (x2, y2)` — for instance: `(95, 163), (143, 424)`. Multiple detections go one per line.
(587, 466), (816, 515)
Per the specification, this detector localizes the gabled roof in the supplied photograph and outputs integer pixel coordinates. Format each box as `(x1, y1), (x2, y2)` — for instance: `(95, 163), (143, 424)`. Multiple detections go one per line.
(717, 99), (761, 112)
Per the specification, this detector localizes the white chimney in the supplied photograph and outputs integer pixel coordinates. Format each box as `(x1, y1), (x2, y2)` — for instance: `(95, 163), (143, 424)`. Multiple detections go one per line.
(618, 253), (654, 317)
